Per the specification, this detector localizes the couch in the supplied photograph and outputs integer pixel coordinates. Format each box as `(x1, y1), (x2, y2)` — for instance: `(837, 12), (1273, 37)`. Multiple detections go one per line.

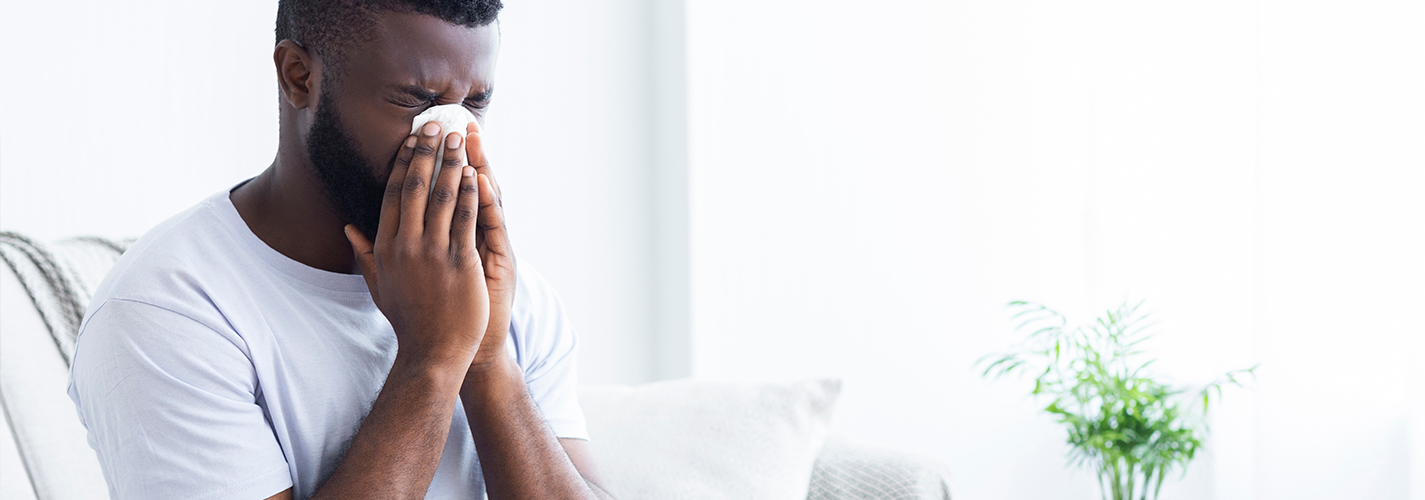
(0, 232), (951, 500)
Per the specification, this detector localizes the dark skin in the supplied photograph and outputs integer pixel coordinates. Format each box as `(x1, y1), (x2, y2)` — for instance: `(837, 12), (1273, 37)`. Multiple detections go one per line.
(230, 11), (613, 500)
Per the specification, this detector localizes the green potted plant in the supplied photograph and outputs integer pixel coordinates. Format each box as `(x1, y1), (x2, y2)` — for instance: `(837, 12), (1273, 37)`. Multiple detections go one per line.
(980, 300), (1254, 500)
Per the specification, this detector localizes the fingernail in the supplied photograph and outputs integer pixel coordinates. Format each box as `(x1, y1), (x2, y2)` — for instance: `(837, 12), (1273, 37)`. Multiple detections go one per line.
(421, 122), (440, 136)
(463, 166), (474, 177)
(404, 136), (417, 148)
(446, 133), (463, 149)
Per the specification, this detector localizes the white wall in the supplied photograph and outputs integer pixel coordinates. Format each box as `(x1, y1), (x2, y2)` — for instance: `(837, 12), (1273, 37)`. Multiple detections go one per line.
(488, 0), (661, 384)
(684, 1), (1424, 499)
(0, 0), (662, 385)
(0, 1), (279, 241)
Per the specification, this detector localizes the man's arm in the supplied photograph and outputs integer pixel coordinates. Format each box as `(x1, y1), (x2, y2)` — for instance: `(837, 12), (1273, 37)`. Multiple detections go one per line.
(261, 355), (467, 500)
(561, 438), (617, 500)
(265, 394), (614, 500)
(460, 360), (612, 500)
(304, 121), (495, 499)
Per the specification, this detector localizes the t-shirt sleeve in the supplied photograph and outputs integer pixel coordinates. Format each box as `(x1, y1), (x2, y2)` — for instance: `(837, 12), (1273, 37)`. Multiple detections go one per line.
(67, 298), (293, 500)
(512, 263), (590, 441)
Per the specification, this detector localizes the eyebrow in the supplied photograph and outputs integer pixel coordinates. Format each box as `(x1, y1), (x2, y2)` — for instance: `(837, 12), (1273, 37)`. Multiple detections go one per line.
(393, 84), (494, 103)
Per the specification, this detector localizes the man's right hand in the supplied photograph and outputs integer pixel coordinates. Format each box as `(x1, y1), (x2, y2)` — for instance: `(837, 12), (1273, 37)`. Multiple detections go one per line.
(344, 121), (488, 370)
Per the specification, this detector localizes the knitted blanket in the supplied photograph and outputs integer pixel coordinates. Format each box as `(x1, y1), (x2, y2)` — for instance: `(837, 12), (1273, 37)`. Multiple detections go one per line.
(0, 232), (129, 366)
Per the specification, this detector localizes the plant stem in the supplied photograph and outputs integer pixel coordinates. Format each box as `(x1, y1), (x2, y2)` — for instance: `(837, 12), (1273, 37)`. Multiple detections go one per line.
(1099, 465), (1110, 500)
(1140, 468), (1151, 500)
(1111, 459), (1123, 500)
(1153, 466), (1167, 500)
(1126, 461), (1135, 500)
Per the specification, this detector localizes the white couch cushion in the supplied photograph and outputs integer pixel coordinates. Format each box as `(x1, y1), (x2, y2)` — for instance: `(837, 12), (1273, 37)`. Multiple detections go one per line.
(0, 260), (108, 500)
(0, 402), (39, 500)
(578, 378), (841, 500)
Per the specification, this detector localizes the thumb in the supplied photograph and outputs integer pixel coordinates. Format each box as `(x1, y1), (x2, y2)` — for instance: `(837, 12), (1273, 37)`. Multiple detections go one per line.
(344, 225), (379, 295)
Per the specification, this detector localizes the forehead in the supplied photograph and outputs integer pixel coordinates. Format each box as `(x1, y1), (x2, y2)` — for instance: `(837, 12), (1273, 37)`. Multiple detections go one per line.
(342, 10), (500, 92)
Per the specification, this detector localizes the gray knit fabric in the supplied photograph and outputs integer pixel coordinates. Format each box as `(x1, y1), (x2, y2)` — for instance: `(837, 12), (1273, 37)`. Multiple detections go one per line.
(807, 437), (952, 500)
(0, 232), (129, 365)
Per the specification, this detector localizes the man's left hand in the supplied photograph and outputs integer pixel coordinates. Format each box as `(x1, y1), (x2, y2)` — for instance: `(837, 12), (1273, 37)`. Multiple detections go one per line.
(463, 122), (516, 376)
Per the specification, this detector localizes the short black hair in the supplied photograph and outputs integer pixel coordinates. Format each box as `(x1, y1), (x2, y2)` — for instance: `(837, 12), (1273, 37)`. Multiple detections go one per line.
(275, 0), (502, 79)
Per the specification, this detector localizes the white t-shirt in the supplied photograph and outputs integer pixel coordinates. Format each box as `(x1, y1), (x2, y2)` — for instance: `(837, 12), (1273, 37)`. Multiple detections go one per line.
(67, 188), (588, 500)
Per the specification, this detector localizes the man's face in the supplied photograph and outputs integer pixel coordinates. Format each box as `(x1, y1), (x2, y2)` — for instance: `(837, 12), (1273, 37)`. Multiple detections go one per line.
(306, 11), (500, 237)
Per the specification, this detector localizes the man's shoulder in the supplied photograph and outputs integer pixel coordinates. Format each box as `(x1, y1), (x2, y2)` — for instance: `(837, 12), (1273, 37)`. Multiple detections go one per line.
(88, 191), (241, 319)
(511, 259), (567, 322)
(508, 259), (579, 361)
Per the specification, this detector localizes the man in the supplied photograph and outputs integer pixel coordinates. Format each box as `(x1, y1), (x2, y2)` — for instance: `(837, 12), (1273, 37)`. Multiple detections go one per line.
(65, 1), (613, 498)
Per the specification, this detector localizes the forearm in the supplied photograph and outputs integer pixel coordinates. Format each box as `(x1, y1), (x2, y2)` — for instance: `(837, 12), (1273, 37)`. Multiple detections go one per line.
(461, 358), (599, 500)
(311, 354), (467, 500)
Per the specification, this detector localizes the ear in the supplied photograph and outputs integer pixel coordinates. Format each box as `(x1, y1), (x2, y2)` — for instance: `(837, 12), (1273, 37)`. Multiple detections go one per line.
(274, 40), (320, 110)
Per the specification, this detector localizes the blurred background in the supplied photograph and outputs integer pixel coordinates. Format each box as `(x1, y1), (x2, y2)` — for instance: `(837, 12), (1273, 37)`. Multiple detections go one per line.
(2, 1), (1422, 498)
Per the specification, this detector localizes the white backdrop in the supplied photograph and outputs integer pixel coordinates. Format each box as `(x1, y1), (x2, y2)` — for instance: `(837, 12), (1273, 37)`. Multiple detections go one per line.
(0, 0), (660, 384)
(684, 1), (1424, 499)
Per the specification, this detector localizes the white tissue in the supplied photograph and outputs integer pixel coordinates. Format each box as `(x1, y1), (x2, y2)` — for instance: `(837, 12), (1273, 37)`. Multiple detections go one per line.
(409, 104), (479, 194)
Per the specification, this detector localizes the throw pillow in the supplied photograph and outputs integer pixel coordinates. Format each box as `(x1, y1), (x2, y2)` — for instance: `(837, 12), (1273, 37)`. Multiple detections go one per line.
(577, 378), (841, 500)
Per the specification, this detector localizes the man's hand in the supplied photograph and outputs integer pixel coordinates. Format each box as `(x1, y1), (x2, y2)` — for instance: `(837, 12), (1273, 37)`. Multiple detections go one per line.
(314, 122), (503, 500)
(335, 120), (604, 500)
(462, 121), (517, 374)
(345, 121), (490, 369)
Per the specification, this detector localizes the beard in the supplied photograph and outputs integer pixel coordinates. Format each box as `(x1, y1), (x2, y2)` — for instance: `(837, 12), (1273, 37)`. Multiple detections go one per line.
(307, 91), (386, 239)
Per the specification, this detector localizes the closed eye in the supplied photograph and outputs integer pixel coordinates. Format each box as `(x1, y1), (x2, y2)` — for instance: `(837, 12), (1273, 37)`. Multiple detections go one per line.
(464, 88), (494, 110)
(388, 85), (492, 110)
(390, 98), (433, 109)
(390, 85), (441, 108)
